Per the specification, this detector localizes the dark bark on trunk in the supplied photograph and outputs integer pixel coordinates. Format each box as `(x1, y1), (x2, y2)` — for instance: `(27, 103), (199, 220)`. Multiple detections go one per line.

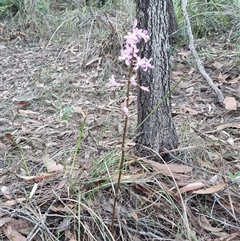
(135, 0), (178, 161)
(167, 0), (178, 42)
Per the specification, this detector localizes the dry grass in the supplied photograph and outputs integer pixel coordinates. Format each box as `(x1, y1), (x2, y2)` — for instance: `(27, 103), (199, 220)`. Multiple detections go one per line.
(0, 1), (240, 240)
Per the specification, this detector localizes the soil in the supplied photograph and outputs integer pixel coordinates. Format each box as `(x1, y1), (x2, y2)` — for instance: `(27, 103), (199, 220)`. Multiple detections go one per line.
(0, 18), (240, 240)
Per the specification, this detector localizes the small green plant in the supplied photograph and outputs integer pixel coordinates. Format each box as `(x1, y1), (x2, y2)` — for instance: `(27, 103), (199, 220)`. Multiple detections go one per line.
(226, 170), (240, 187)
(0, 0), (21, 17)
(61, 106), (73, 121)
(36, 0), (48, 13)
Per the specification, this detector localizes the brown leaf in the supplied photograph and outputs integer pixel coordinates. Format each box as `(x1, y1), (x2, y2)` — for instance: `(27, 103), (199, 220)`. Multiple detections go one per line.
(45, 160), (64, 172)
(179, 182), (205, 194)
(193, 183), (225, 194)
(1, 218), (31, 235)
(50, 202), (77, 214)
(0, 218), (12, 227)
(179, 104), (198, 115)
(224, 97), (237, 110)
(18, 109), (39, 116)
(204, 122), (240, 134)
(198, 216), (222, 232)
(111, 173), (145, 181)
(1, 198), (26, 207)
(65, 230), (77, 241)
(2, 224), (26, 241)
(18, 171), (60, 182)
(29, 183), (38, 199)
(142, 159), (192, 178)
(0, 133), (17, 146)
(229, 75), (240, 84)
(130, 211), (139, 221)
(12, 101), (29, 110)
(210, 232), (239, 239)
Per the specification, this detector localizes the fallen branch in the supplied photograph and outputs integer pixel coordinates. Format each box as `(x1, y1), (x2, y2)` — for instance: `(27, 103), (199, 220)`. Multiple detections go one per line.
(181, 0), (225, 106)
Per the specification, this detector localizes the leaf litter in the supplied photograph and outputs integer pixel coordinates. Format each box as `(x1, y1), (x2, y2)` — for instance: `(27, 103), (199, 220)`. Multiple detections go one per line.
(0, 13), (240, 241)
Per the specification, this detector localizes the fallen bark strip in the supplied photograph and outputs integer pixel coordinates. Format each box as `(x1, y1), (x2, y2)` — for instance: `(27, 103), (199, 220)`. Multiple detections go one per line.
(181, 0), (225, 106)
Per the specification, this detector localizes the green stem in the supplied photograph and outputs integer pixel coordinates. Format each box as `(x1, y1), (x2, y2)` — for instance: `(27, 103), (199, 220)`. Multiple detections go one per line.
(134, 77), (184, 133)
(71, 115), (87, 174)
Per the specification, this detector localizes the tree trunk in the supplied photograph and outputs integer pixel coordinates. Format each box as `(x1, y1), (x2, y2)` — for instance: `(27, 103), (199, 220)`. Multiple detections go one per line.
(135, 0), (178, 161)
(167, 0), (178, 42)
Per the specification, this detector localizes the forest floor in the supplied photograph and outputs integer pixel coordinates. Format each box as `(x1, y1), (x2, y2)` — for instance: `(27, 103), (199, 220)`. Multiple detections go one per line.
(0, 8), (240, 241)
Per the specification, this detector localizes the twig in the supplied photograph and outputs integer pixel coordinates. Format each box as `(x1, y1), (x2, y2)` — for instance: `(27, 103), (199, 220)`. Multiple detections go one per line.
(105, 220), (170, 240)
(181, 0), (225, 106)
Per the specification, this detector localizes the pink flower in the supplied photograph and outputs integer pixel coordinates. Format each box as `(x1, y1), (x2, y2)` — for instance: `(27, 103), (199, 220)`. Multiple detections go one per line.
(123, 106), (129, 116)
(134, 57), (154, 71)
(124, 31), (139, 45)
(132, 19), (149, 43)
(107, 19), (152, 116)
(129, 75), (149, 92)
(107, 75), (124, 88)
(139, 85), (150, 92)
(120, 100), (129, 116)
(129, 75), (137, 86)
(119, 44), (138, 65)
(134, 29), (149, 43)
(119, 20), (153, 73)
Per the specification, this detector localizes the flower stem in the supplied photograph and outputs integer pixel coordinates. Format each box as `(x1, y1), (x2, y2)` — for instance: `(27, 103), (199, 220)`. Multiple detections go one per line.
(111, 66), (133, 235)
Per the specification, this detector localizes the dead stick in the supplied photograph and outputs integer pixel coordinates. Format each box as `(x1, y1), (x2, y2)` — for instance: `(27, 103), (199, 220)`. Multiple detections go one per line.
(181, 0), (225, 106)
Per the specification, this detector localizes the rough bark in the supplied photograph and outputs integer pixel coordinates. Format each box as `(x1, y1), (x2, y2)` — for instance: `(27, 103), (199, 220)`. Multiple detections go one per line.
(135, 0), (178, 161)
(167, 0), (178, 42)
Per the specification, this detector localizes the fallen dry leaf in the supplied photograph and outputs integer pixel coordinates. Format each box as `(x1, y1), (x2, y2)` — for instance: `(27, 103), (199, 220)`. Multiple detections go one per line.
(45, 160), (64, 172)
(1, 198), (26, 207)
(18, 171), (60, 182)
(2, 224), (26, 241)
(29, 183), (38, 199)
(12, 101), (29, 110)
(0, 133), (17, 146)
(0, 218), (12, 227)
(50, 202), (77, 214)
(198, 216), (222, 232)
(111, 173), (145, 181)
(130, 211), (139, 221)
(179, 104), (198, 115)
(226, 137), (234, 145)
(224, 97), (237, 110)
(0, 218), (31, 236)
(229, 75), (240, 84)
(142, 159), (192, 178)
(18, 109), (40, 116)
(204, 122), (240, 134)
(193, 183), (225, 194)
(65, 230), (77, 241)
(179, 182), (205, 194)
(210, 232), (239, 240)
